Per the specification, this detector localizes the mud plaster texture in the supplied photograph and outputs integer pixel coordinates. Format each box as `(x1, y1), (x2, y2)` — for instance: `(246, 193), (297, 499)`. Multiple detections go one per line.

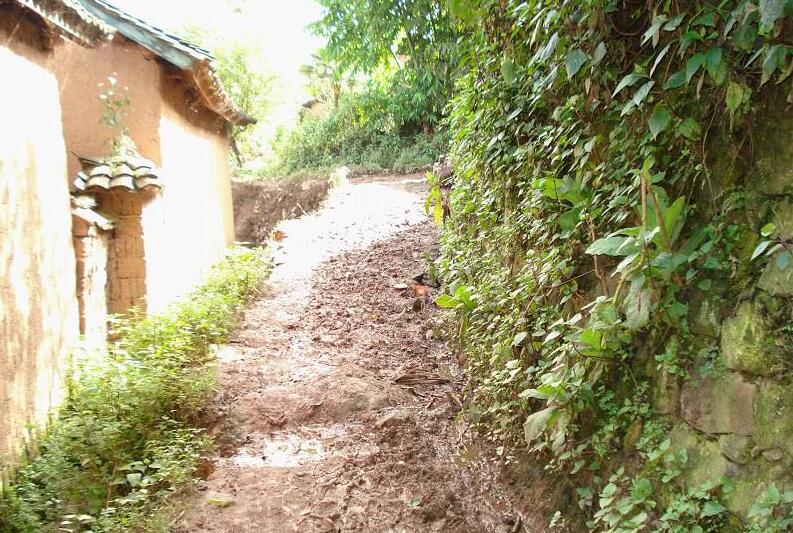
(231, 178), (332, 244)
(177, 175), (543, 533)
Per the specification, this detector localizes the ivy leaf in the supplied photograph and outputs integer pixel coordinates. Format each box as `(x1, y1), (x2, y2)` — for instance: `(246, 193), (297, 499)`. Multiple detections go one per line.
(632, 81), (655, 107)
(632, 478), (653, 499)
(701, 501), (727, 517)
(751, 240), (773, 260)
(759, 0), (786, 34)
(686, 53), (705, 82)
(512, 331), (528, 346)
(642, 15), (668, 47)
(663, 69), (687, 89)
(523, 406), (557, 444)
(676, 117), (702, 140)
(664, 14), (686, 31)
(776, 250), (792, 270)
(649, 104), (672, 139)
(761, 44), (787, 86)
(726, 81), (746, 113)
(613, 73), (643, 97)
(501, 57), (517, 84)
(705, 47), (726, 84)
(625, 276), (651, 330)
(435, 294), (459, 309)
(692, 11), (716, 27)
(650, 43), (671, 77)
(592, 41), (607, 65)
(565, 49), (588, 79)
(586, 236), (639, 256)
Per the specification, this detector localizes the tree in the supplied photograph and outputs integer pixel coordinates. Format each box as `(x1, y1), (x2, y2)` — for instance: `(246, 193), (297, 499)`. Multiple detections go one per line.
(310, 0), (461, 130)
(182, 25), (275, 167)
(212, 43), (275, 165)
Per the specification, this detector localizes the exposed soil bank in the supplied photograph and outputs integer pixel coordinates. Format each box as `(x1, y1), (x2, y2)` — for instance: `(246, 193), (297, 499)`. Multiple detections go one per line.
(232, 178), (331, 244)
(178, 175), (543, 532)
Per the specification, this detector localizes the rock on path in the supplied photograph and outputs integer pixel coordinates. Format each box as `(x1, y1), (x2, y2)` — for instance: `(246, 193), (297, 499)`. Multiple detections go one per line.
(177, 174), (540, 533)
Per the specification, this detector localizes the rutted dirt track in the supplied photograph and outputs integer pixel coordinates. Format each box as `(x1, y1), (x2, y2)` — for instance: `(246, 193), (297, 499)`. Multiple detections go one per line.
(178, 175), (541, 533)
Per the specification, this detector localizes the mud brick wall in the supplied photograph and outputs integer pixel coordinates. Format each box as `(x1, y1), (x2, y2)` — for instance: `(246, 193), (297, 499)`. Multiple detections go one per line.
(97, 193), (149, 315)
(72, 218), (110, 350)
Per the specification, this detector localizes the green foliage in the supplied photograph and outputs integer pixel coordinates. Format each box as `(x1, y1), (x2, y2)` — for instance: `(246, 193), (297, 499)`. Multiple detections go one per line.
(436, 0), (793, 527)
(747, 484), (793, 532)
(0, 248), (270, 532)
(182, 26), (275, 168)
(311, 0), (461, 129)
(269, 81), (447, 176)
(98, 74), (130, 134)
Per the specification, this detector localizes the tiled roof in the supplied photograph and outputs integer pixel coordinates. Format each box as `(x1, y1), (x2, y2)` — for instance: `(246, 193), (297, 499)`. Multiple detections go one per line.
(78, 0), (256, 126)
(73, 151), (162, 193)
(71, 196), (115, 230)
(14, 0), (112, 45)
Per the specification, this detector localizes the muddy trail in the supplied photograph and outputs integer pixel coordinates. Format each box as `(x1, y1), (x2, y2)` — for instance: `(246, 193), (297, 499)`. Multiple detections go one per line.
(178, 175), (543, 533)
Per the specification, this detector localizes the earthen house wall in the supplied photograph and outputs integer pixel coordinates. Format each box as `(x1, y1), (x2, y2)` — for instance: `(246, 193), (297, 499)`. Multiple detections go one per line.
(0, 5), (80, 474)
(1, 17), (235, 476)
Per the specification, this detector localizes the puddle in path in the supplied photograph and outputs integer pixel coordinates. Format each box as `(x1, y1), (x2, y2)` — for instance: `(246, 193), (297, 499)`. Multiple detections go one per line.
(225, 425), (347, 468)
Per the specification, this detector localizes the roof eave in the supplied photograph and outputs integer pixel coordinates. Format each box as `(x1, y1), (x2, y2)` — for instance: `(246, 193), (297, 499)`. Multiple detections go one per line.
(191, 61), (257, 127)
(15, 0), (113, 46)
(79, 0), (255, 127)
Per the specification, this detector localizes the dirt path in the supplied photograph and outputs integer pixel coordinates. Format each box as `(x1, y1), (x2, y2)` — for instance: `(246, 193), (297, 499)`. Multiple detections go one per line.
(178, 175), (541, 533)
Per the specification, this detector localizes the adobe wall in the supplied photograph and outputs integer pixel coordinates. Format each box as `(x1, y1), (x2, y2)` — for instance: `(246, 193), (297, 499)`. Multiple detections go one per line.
(72, 217), (110, 351)
(0, 6), (80, 478)
(53, 37), (235, 314)
(142, 70), (235, 313)
(52, 36), (162, 179)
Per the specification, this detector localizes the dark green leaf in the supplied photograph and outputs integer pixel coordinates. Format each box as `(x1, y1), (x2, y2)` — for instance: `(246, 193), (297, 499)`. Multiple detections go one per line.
(649, 104), (672, 139)
(613, 73), (643, 96)
(565, 49), (588, 79)
(663, 69), (687, 89)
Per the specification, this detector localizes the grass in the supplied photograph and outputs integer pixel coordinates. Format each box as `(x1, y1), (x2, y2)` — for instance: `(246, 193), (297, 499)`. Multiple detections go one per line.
(0, 247), (271, 532)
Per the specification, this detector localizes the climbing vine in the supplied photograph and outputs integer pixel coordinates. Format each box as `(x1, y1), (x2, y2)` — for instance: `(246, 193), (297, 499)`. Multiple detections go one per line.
(438, 0), (793, 528)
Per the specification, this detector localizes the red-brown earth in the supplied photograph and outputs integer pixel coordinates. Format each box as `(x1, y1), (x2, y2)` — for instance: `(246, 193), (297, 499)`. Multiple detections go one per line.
(178, 175), (544, 533)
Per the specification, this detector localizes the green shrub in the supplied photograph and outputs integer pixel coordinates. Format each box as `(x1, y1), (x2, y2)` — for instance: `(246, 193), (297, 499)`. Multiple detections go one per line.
(0, 247), (270, 532)
(264, 82), (447, 178)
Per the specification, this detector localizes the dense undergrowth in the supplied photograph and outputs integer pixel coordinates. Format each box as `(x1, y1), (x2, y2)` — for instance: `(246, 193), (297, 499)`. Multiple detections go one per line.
(0, 248), (270, 532)
(435, 0), (793, 530)
(263, 83), (448, 179)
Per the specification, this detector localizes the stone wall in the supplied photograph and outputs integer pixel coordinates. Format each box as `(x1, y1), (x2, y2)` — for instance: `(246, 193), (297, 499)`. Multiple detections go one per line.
(652, 107), (793, 515)
(232, 178), (332, 244)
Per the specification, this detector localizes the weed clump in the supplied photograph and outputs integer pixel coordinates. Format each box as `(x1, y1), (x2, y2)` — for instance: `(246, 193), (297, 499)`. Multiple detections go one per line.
(0, 247), (270, 532)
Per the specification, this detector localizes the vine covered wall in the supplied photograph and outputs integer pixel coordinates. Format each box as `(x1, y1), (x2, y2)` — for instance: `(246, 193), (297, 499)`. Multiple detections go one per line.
(439, 0), (793, 530)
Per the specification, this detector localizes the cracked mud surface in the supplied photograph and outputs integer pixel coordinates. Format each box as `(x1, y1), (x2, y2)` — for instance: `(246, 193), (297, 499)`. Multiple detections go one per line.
(177, 175), (542, 533)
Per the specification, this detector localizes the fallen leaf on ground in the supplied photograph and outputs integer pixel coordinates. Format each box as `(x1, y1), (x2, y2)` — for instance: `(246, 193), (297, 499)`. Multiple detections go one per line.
(207, 498), (234, 508)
